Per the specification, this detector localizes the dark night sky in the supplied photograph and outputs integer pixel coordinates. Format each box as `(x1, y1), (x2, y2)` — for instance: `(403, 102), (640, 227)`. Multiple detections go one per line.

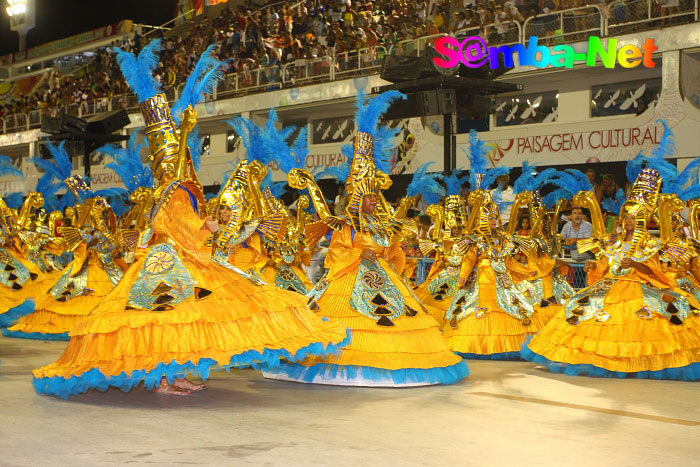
(0, 0), (179, 56)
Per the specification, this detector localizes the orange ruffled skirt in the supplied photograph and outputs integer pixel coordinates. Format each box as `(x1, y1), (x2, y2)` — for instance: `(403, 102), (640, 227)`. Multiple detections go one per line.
(523, 279), (700, 379)
(263, 258), (469, 386)
(32, 247), (349, 399)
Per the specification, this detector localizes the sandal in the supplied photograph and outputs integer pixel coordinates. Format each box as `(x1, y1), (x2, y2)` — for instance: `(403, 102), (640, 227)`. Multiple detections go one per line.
(155, 380), (192, 396)
(173, 379), (207, 392)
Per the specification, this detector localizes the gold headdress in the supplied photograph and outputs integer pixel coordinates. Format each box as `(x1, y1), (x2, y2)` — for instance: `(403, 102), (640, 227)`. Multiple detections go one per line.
(442, 195), (467, 238)
(344, 131), (394, 233)
(620, 168), (661, 242)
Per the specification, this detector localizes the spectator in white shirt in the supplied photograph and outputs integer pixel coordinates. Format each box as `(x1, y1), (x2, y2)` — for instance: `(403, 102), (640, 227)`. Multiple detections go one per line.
(490, 174), (515, 227)
(561, 206), (594, 261)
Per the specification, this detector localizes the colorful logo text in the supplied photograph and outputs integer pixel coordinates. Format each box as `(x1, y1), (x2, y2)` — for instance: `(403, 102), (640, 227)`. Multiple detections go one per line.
(433, 36), (658, 70)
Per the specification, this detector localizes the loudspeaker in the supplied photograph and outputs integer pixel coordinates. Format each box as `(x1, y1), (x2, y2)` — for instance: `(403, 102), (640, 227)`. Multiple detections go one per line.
(41, 113), (88, 134)
(86, 109), (130, 134)
(382, 89), (457, 120)
(41, 116), (62, 134)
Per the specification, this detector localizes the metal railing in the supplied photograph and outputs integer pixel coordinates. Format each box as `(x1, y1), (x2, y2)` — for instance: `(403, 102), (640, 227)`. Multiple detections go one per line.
(1, 4), (698, 135)
(606, 0), (698, 35)
(523, 5), (605, 46)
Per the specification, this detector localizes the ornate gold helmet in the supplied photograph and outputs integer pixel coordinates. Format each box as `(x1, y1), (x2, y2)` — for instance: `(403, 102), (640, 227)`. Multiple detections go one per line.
(140, 94), (181, 182)
(442, 195), (467, 238)
(344, 131), (393, 232)
(620, 168), (662, 236)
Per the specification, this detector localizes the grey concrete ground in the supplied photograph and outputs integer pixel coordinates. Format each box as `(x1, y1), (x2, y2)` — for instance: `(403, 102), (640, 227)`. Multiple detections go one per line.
(0, 337), (698, 466)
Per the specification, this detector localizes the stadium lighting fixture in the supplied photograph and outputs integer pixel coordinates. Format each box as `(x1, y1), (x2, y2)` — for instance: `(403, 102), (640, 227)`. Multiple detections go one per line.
(5, 0), (27, 16)
(5, 0), (34, 51)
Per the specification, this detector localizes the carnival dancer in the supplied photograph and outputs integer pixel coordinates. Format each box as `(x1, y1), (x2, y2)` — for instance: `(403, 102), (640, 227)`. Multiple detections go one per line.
(502, 167), (586, 323)
(262, 91), (469, 386)
(220, 110), (314, 294)
(413, 171), (466, 325)
(523, 167), (700, 379)
(0, 192), (47, 328)
(440, 181), (547, 359)
(4, 177), (127, 341)
(32, 40), (348, 398)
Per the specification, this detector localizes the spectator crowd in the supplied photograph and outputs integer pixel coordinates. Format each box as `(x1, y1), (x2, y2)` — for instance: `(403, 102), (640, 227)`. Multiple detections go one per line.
(2, 0), (679, 123)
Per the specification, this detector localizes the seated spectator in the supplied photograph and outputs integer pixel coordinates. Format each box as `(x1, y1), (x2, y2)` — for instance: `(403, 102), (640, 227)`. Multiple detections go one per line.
(561, 206), (594, 262)
(517, 215), (532, 236)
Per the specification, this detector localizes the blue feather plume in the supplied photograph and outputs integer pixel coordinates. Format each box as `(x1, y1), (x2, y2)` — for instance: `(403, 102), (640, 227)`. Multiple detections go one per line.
(356, 90), (405, 134)
(0, 155), (23, 179)
(226, 116), (269, 165)
(113, 39), (162, 103)
(172, 44), (228, 125)
(315, 162), (351, 182)
(651, 119), (676, 160)
(30, 141), (73, 198)
(187, 126), (206, 171)
(261, 173), (287, 198)
(479, 166), (511, 191)
(513, 162), (540, 194)
(626, 152), (649, 183)
(4, 192), (24, 210)
(342, 91), (405, 174)
(602, 188), (625, 213)
(406, 162), (445, 206)
(227, 109), (307, 175)
(99, 130), (154, 193)
(444, 172), (467, 196)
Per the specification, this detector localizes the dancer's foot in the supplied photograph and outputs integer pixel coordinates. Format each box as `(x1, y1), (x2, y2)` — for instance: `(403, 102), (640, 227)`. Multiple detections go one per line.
(173, 378), (207, 392)
(155, 378), (192, 396)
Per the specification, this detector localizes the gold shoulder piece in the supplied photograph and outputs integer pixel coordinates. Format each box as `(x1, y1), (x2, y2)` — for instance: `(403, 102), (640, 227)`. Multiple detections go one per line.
(116, 229), (140, 250)
(56, 227), (83, 252)
(418, 239), (437, 256)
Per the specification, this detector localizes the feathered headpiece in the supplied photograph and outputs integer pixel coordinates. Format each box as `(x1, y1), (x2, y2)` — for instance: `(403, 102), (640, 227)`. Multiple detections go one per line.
(171, 44), (227, 125)
(98, 130), (154, 193)
(3, 192), (24, 210)
(341, 90), (405, 191)
(541, 169), (593, 208)
(406, 162), (445, 206)
(0, 155), (23, 180)
(113, 39), (162, 103)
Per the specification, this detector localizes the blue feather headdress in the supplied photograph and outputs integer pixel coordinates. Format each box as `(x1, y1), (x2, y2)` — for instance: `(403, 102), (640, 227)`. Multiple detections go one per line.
(540, 169), (593, 208)
(113, 39), (162, 103)
(187, 126), (206, 171)
(0, 155), (23, 180)
(443, 172), (468, 196)
(30, 141), (73, 199)
(315, 162), (351, 183)
(98, 130), (154, 193)
(340, 90), (406, 173)
(3, 192), (24, 210)
(227, 108), (307, 172)
(601, 188), (626, 214)
(172, 44), (228, 125)
(406, 162), (445, 206)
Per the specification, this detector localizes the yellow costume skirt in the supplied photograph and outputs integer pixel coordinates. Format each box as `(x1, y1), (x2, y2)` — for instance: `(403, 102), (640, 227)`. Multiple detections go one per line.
(414, 283), (453, 325)
(0, 249), (47, 328)
(442, 269), (547, 360)
(261, 264), (313, 295)
(32, 245), (349, 399)
(4, 259), (117, 341)
(523, 280), (700, 379)
(263, 259), (469, 386)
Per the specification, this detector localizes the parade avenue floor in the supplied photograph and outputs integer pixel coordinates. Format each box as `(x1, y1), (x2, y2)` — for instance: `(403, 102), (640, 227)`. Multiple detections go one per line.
(1, 338), (698, 466)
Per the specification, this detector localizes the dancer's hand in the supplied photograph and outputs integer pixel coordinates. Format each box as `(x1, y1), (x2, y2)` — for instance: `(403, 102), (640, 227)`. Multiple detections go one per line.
(583, 260), (597, 272)
(361, 248), (378, 262)
(458, 277), (467, 288)
(204, 217), (220, 233)
(621, 257), (634, 269)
